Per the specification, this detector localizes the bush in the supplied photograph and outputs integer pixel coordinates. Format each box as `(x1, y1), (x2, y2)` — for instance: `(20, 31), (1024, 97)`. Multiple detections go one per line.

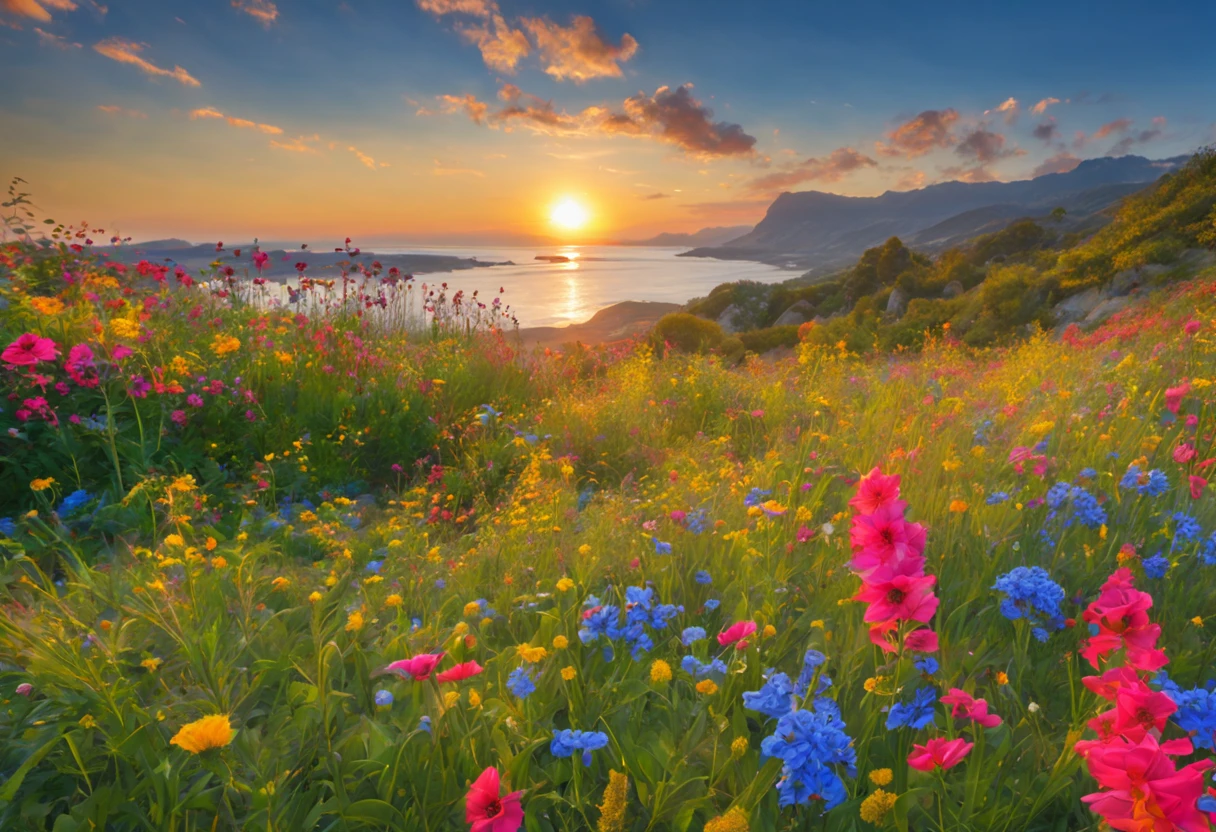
(650, 312), (725, 353)
(738, 325), (799, 353)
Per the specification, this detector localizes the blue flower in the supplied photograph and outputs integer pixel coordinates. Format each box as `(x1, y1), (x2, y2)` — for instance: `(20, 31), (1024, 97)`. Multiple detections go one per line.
(653, 539), (672, 555)
(993, 566), (1066, 638)
(1157, 674), (1216, 750)
(915, 657), (940, 676)
(986, 492), (1010, 505)
(365, 560), (383, 574)
(374, 689), (394, 707)
(1200, 795), (1216, 814)
(694, 570), (712, 585)
(1142, 553), (1170, 579)
(58, 489), (92, 516)
(1078, 468), (1097, 480)
(1121, 466), (1169, 497)
(1173, 512), (1202, 543)
(418, 715), (432, 733)
(760, 703), (856, 809)
(507, 667), (535, 699)
(744, 487), (772, 507)
(743, 672), (796, 719)
(0, 517), (15, 537)
(434, 579), (446, 589)
(794, 649), (827, 697)
(703, 599), (720, 612)
(550, 729), (610, 761)
(681, 626), (707, 646)
(686, 508), (710, 534)
(1202, 532), (1216, 566)
(681, 655), (727, 679)
(886, 686), (937, 730)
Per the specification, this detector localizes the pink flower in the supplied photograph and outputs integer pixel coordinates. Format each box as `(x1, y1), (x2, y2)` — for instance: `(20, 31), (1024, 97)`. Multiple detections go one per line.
(1164, 382), (1189, 414)
(171, 410), (188, 426)
(904, 628), (939, 653)
(187, 394), (204, 408)
(1190, 476), (1207, 500)
(111, 344), (133, 361)
(1184, 319), (1201, 335)
(849, 467), (902, 515)
(2, 333), (59, 367)
(1079, 734), (1213, 832)
(717, 620), (757, 648)
(868, 619), (900, 654)
(465, 767), (523, 832)
(15, 683), (32, 696)
(1174, 443), (1196, 464)
(382, 653), (445, 681)
(854, 573), (939, 623)
(940, 689), (1002, 728)
(908, 737), (973, 771)
(253, 251), (270, 272)
(1080, 569), (1168, 671)
(848, 503), (925, 576)
(436, 661), (484, 683)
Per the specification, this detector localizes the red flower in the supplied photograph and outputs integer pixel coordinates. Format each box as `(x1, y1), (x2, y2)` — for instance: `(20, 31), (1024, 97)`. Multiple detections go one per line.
(1164, 382), (1189, 414)
(2, 333), (59, 367)
(465, 767), (523, 832)
(382, 653), (445, 681)
(1189, 476), (1207, 500)
(436, 661), (484, 683)
(717, 620), (757, 648)
(908, 737), (973, 771)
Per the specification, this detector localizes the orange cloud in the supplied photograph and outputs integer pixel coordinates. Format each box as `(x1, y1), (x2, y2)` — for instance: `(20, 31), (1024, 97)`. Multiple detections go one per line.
(455, 14), (530, 73)
(1, 0), (75, 22)
(269, 134), (321, 153)
(440, 83), (757, 159)
(519, 15), (638, 82)
(93, 37), (201, 86)
(189, 107), (282, 135)
(347, 146), (378, 169)
(232, 0), (277, 26)
(1031, 97), (1060, 115)
(97, 104), (147, 118)
(984, 97), (1019, 125)
(875, 109), (959, 158)
(747, 147), (877, 192)
(34, 25), (78, 47)
(1093, 118), (1132, 140)
(938, 164), (999, 183)
(894, 170), (926, 191)
(1031, 152), (1081, 177)
(416, 0), (495, 15)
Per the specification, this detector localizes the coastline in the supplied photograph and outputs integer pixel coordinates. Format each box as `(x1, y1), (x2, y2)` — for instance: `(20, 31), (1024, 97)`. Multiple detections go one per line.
(515, 300), (682, 348)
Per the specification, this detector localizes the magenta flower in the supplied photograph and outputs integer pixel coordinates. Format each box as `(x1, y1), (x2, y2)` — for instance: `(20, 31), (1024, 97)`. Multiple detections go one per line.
(717, 620), (757, 648)
(908, 737), (973, 771)
(128, 375), (151, 398)
(2, 333), (59, 367)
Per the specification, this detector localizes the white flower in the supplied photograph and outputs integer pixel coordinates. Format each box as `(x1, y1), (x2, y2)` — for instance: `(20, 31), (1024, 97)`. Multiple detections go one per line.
(1027, 702), (1040, 713)
(821, 522), (835, 537)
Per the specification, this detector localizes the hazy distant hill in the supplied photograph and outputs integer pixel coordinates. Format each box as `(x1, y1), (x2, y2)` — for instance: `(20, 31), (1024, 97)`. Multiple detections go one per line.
(683, 155), (1187, 272)
(622, 226), (753, 247)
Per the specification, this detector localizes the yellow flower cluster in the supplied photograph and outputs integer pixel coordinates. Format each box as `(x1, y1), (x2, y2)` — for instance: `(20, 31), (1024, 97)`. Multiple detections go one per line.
(30, 296), (65, 315)
(859, 789), (897, 824)
(596, 770), (628, 832)
(210, 334), (241, 356)
(704, 807), (749, 832)
(516, 644), (547, 663)
(170, 714), (235, 754)
(649, 659), (672, 683)
(109, 318), (141, 339)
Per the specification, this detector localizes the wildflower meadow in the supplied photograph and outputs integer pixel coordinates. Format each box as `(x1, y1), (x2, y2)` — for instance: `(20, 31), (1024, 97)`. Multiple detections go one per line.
(4, 206), (1216, 831)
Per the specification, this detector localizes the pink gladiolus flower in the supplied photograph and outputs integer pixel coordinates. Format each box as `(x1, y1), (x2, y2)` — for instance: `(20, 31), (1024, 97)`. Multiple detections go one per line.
(436, 661), (484, 683)
(1189, 476), (1207, 500)
(1164, 382), (1189, 414)
(1079, 734), (1213, 832)
(848, 503), (925, 575)
(1086, 683), (1176, 744)
(904, 628), (939, 653)
(465, 767), (523, 832)
(111, 344), (133, 361)
(2, 333), (59, 367)
(382, 653), (445, 681)
(717, 620), (757, 648)
(868, 619), (899, 654)
(1184, 319), (1201, 335)
(941, 688), (1002, 728)
(1080, 569), (1168, 671)
(1082, 666), (1148, 702)
(1174, 443), (1196, 464)
(849, 467), (902, 515)
(908, 737), (973, 771)
(854, 573), (939, 623)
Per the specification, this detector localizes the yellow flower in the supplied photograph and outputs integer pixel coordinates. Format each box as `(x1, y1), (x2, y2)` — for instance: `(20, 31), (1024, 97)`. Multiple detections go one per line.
(163, 533), (185, 548)
(696, 679), (718, 695)
(454, 621), (469, 636)
(730, 736), (748, 757)
(79, 714), (97, 729)
(649, 659), (672, 683)
(810, 619), (825, 629)
(868, 768), (893, 786)
(561, 666), (576, 681)
(29, 477), (55, 492)
(109, 318), (141, 339)
(345, 610), (365, 632)
(864, 676), (879, 693)
(141, 657), (163, 672)
(860, 789), (897, 824)
(271, 577), (290, 590)
(704, 807), (749, 832)
(578, 544), (591, 555)
(597, 770), (628, 832)
(30, 296), (65, 315)
(995, 671), (1009, 685)
(205, 537), (217, 551)
(210, 556), (227, 569)
(516, 644), (548, 663)
(170, 714), (235, 754)
(385, 593), (403, 608)
(948, 499), (968, 513)
(210, 334), (241, 356)
(1193, 616), (1204, 627)
(552, 635), (569, 649)
(557, 577), (575, 592)
(463, 601), (482, 617)
(444, 691), (460, 708)
(468, 689), (482, 707)
(308, 591), (323, 604)
(762, 624), (776, 638)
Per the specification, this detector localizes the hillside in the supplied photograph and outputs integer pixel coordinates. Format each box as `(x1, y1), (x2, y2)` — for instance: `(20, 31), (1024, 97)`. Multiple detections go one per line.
(680, 148), (1216, 352)
(683, 155), (1187, 272)
(620, 225), (753, 247)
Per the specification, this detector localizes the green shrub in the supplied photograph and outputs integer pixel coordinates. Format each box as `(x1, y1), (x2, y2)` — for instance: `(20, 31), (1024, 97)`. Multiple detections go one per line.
(650, 312), (725, 353)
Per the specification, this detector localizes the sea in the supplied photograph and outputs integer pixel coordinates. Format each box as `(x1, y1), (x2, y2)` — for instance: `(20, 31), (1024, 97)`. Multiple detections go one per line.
(369, 244), (795, 328)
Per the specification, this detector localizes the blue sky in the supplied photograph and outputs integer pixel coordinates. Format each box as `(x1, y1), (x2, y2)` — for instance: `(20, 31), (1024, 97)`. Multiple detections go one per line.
(1, 0), (1213, 240)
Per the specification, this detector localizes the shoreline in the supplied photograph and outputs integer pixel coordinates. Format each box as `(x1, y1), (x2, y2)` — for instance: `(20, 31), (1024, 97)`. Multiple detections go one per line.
(515, 300), (682, 348)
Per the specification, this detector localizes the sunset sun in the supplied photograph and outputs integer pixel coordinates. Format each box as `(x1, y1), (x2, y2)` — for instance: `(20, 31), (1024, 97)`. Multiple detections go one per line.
(549, 198), (590, 230)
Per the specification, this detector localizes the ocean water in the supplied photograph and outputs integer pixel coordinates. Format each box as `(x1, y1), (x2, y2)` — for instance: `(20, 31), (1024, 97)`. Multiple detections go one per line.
(371, 244), (794, 328)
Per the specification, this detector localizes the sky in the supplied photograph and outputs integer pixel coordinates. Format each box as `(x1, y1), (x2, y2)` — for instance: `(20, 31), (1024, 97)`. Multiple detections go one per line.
(1, 0), (1214, 243)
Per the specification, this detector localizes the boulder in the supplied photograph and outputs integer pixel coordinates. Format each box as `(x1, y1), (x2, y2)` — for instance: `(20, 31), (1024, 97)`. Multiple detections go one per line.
(716, 304), (743, 334)
(886, 286), (909, 317)
(772, 300), (814, 327)
(942, 280), (965, 299)
(1053, 287), (1102, 325)
(1084, 296), (1130, 325)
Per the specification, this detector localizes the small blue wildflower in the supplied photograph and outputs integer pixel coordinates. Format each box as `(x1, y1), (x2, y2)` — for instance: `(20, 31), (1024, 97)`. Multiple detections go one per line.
(760, 703), (857, 809)
(365, 560), (383, 574)
(550, 729), (610, 761)
(993, 566), (1066, 638)
(374, 689), (394, 707)
(1173, 512), (1202, 543)
(507, 667), (535, 699)
(434, 578), (446, 589)
(686, 508), (710, 534)
(915, 657), (940, 676)
(694, 570), (712, 585)
(418, 715), (432, 733)
(986, 492), (1010, 505)
(744, 487), (772, 508)
(0, 517), (16, 537)
(58, 489), (92, 516)
(681, 626), (707, 646)
(743, 672), (796, 719)
(1142, 553), (1170, 579)
(654, 539), (672, 555)
(886, 687), (937, 730)
(704, 599), (720, 612)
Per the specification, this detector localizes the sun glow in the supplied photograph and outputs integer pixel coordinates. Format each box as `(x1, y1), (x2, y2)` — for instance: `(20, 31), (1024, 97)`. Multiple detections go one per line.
(549, 198), (590, 230)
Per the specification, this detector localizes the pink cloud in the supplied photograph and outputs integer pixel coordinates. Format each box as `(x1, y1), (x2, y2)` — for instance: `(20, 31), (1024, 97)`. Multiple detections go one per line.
(93, 37), (201, 86)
